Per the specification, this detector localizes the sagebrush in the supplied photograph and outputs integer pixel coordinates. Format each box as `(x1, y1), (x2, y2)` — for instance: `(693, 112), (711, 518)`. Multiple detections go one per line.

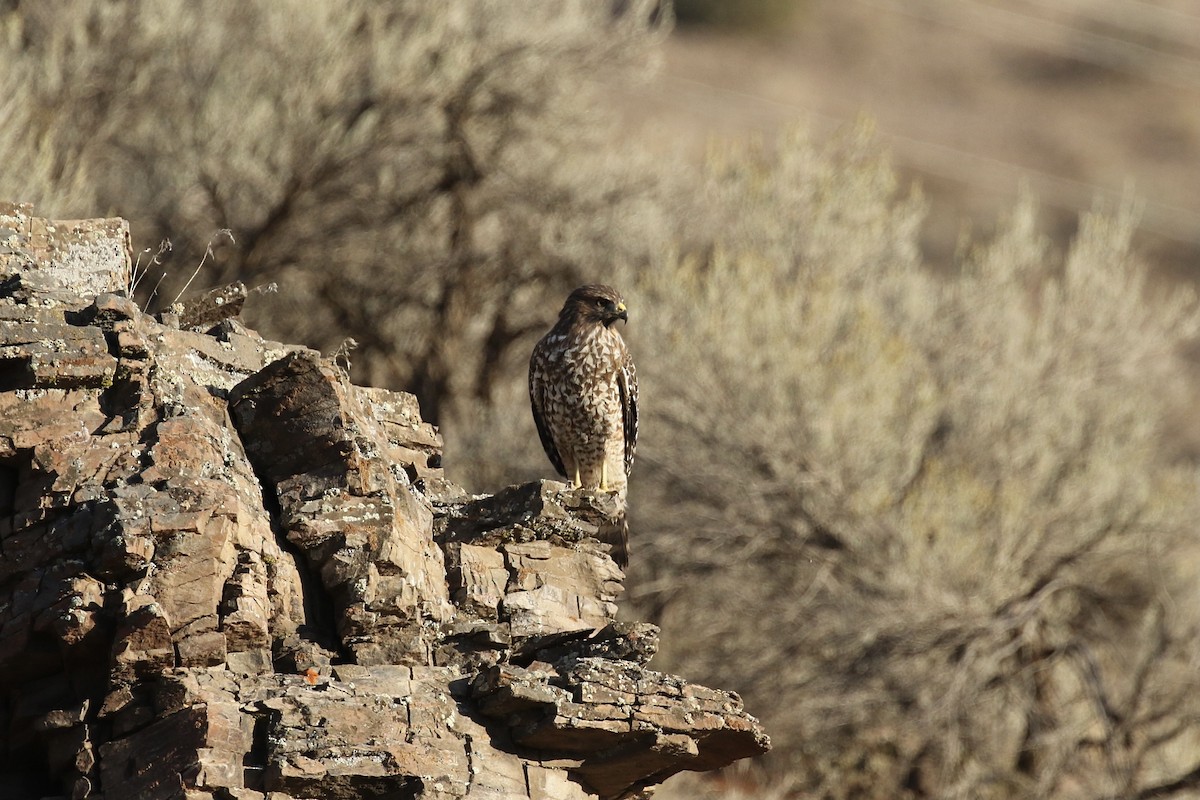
(620, 129), (1200, 799)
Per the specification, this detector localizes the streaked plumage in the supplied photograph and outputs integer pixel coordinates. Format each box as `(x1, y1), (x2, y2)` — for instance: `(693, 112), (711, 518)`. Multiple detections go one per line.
(529, 284), (638, 565)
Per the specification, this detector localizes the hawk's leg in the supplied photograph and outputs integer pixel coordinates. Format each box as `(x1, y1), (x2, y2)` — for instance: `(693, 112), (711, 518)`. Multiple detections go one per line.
(572, 466), (582, 488)
(600, 461), (609, 492)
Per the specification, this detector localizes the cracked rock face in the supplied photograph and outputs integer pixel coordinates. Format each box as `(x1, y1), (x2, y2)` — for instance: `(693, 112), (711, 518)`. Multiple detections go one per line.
(0, 203), (769, 799)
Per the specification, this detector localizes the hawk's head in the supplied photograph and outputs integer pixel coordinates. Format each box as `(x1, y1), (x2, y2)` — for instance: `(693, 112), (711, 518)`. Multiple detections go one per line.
(561, 284), (628, 328)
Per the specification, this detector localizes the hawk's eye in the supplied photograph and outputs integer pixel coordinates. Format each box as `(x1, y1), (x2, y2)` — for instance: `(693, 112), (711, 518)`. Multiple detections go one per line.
(594, 298), (608, 308)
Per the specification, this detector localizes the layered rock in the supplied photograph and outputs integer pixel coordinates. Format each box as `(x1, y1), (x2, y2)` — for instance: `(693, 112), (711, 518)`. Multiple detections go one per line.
(0, 202), (769, 800)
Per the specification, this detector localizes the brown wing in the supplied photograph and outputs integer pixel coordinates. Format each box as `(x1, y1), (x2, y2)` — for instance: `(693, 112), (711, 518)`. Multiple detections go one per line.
(529, 347), (567, 478)
(618, 350), (638, 476)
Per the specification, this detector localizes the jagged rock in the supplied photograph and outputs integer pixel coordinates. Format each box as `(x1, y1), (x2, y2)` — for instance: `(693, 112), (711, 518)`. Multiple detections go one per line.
(176, 280), (248, 330)
(228, 350), (454, 666)
(0, 201), (131, 304)
(0, 318), (117, 391)
(0, 204), (768, 800)
(516, 621), (660, 666)
(97, 699), (252, 798)
(471, 658), (771, 797)
(435, 479), (624, 550)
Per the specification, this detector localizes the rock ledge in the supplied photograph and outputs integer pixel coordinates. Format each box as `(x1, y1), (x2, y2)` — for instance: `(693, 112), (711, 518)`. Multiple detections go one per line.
(0, 203), (768, 800)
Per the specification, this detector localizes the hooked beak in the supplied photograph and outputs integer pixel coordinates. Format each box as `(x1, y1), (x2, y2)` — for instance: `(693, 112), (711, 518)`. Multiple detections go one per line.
(614, 301), (628, 323)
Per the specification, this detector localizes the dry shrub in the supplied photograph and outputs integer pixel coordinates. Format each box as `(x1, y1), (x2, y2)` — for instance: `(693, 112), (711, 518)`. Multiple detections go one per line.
(615, 125), (1200, 798)
(0, 0), (671, 422)
(673, 0), (801, 33)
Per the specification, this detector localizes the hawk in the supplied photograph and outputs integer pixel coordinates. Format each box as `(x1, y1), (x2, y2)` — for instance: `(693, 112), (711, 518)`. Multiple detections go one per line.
(529, 284), (638, 565)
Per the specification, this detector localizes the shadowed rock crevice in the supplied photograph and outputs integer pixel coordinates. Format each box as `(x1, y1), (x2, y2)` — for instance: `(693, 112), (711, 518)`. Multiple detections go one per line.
(226, 392), (346, 666)
(228, 351), (454, 667)
(0, 203), (768, 800)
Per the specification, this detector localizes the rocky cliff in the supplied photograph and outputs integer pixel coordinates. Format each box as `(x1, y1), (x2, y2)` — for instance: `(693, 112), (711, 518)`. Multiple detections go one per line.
(0, 202), (768, 800)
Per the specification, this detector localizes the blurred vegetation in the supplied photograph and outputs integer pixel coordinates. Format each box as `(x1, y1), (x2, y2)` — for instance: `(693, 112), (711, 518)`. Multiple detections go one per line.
(0, 0), (671, 424)
(621, 130), (1200, 799)
(5, 2), (1200, 798)
(672, 0), (801, 33)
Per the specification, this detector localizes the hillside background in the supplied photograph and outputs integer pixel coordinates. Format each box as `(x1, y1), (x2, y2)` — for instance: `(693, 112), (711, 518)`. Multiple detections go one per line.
(632, 0), (1200, 280)
(4, 1), (1200, 798)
